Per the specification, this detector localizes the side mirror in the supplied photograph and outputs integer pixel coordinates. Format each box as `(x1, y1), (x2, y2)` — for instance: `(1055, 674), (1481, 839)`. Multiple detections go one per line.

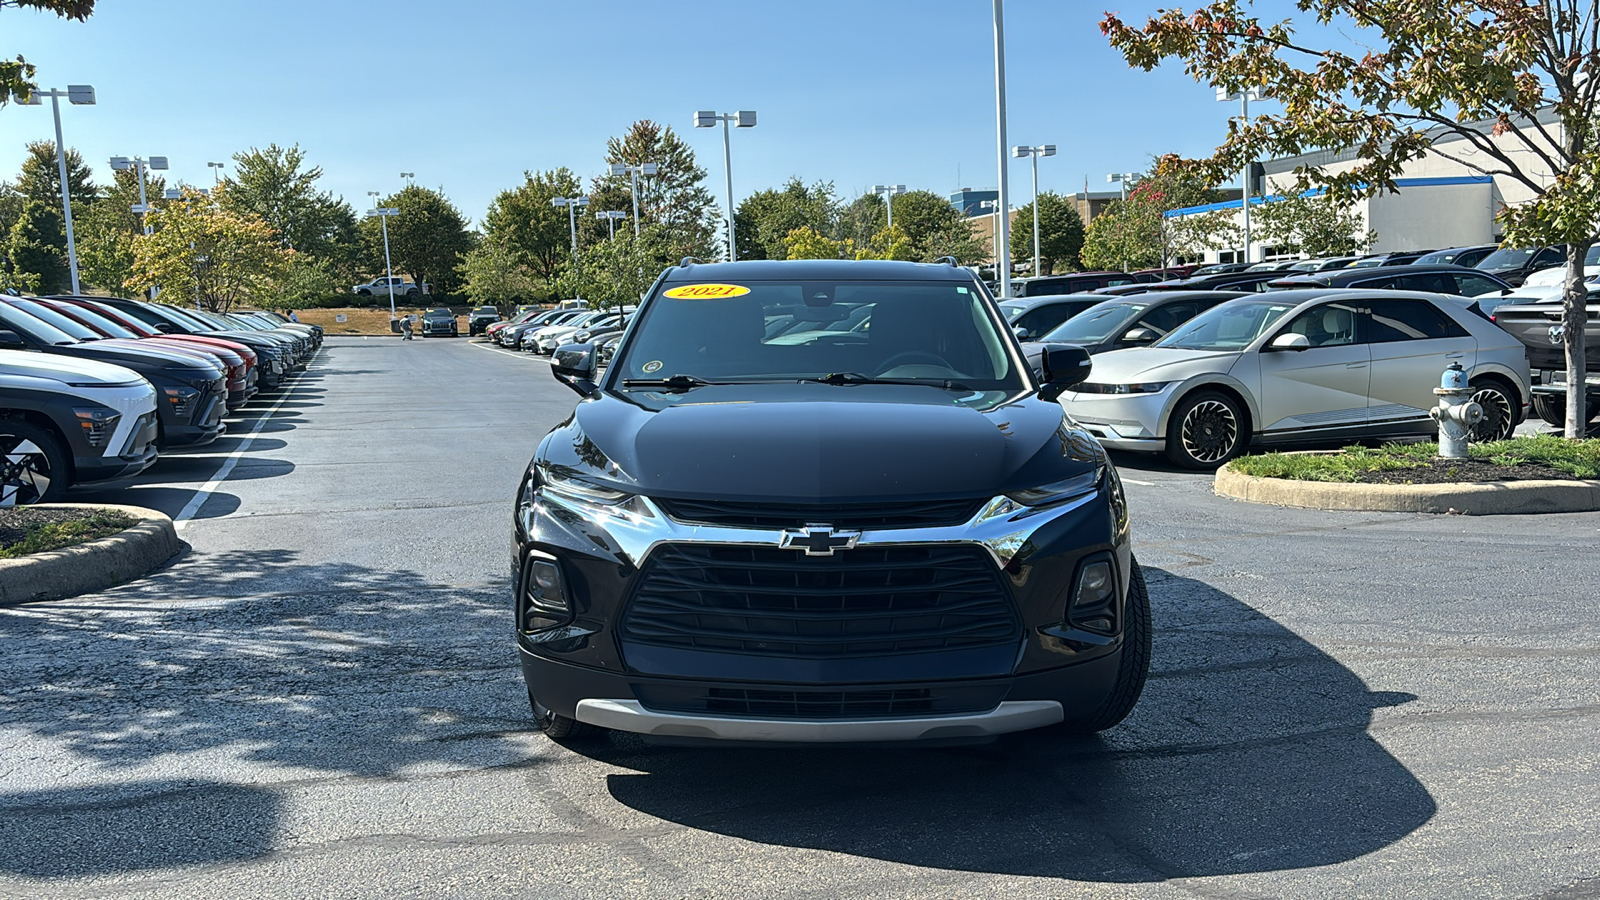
(0, 329), (26, 348)
(1121, 326), (1157, 345)
(1267, 333), (1311, 351)
(551, 342), (599, 396)
(1013, 326), (1032, 340)
(1037, 344), (1093, 401)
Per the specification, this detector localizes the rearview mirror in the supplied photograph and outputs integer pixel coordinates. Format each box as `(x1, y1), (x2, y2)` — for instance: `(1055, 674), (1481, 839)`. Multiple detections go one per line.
(551, 342), (598, 396)
(1037, 344), (1092, 401)
(1121, 326), (1157, 344)
(1267, 333), (1311, 351)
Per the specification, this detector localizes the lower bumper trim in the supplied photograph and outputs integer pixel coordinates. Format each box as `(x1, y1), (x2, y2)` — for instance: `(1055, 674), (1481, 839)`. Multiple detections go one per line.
(574, 698), (1063, 742)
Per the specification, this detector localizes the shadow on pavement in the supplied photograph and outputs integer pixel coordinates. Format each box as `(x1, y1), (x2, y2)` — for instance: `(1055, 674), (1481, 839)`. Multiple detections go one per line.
(64, 485), (241, 519)
(583, 568), (1436, 882)
(0, 781), (280, 878)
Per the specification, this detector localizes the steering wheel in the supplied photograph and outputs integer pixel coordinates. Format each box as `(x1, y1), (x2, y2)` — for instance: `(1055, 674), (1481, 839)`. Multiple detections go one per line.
(874, 351), (952, 375)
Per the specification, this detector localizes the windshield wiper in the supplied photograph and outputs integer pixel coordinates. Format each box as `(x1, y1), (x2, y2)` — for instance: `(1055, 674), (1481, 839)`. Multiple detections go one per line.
(620, 374), (721, 392)
(804, 372), (973, 391)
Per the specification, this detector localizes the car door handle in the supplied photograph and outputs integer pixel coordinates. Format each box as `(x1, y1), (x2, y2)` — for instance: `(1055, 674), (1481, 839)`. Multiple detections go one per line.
(1345, 363), (1368, 369)
(1445, 352), (1464, 359)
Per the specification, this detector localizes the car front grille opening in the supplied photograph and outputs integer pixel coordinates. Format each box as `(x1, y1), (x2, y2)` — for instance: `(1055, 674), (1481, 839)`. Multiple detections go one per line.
(633, 682), (1009, 720)
(652, 496), (986, 530)
(620, 543), (1020, 659)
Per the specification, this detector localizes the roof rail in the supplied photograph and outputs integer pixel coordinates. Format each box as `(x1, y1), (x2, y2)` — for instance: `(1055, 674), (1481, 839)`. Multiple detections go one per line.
(679, 256), (708, 267)
(933, 256), (959, 267)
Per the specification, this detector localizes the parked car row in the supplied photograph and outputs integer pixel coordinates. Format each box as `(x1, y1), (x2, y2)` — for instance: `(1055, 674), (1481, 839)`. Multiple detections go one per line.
(0, 295), (319, 506)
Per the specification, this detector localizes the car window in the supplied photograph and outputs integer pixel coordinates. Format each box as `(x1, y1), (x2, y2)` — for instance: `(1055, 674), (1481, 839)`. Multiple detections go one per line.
(1279, 302), (1360, 347)
(1158, 298), (1298, 351)
(1390, 272), (1457, 293)
(1040, 302), (1145, 344)
(1019, 301), (1087, 336)
(1533, 248), (1565, 267)
(1452, 274), (1505, 297)
(615, 280), (1021, 390)
(1365, 299), (1466, 342)
(1137, 302), (1199, 334)
(3, 298), (100, 340)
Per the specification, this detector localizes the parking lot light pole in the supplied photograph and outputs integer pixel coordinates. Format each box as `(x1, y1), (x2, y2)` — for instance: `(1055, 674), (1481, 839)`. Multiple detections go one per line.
(207, 161), (225, 184)
(992, 0), (1013, 299)
(1106, 171), (1136, 203)
(694, 110), (756, 261)
(870, 185), (907, 231)
(609, 162), (659, 237)
(366, 194), (400, 321)
(1012, 144), (1055, 276)
(400, 171), (415, 188)
(21, 85), (95, 295)
(595, 209), (627, 239)
(110, 155), (169, 237)
(552, 196), (590, 300)
(979, 199), (1003, 271)
(1218, 87), (1262, 263)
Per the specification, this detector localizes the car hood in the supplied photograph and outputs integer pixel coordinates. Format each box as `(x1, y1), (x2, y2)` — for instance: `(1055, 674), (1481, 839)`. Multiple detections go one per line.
(1521, 265), (1600, 287)
(0, 349), (145, 386)
(1078, 346), (1240, 384)
(539, 384), (1105, 502)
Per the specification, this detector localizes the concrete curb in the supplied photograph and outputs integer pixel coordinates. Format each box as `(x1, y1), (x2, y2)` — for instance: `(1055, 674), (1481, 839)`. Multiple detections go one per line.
(1214, 465), (1600, 514)
(0, 504), (184, 606)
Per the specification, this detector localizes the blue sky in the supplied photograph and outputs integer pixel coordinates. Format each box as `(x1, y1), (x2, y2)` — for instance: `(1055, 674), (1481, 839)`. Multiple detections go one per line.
(1, 0), (1285, 224)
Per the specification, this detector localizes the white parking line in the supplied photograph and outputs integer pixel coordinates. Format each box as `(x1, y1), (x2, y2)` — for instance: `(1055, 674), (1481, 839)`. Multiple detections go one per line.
(1121, 478), (1155, 486)
(173, 379), (301, 530)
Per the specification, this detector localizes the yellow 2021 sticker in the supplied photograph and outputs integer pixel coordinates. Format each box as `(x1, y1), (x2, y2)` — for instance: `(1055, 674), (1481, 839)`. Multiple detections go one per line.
(663, 283), (750, 300)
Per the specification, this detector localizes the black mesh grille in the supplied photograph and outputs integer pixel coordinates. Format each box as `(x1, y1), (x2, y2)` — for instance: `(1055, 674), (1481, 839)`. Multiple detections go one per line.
(634, 682), (1009, 719)
(619, 543), (1019, 659)
(652, 497), (986, 530)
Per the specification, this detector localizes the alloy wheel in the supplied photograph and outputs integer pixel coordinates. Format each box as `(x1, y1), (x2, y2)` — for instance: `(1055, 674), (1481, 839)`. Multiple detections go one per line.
(1180, 400), (1240, 464)
(0, 436), (55, 508)
(1468, 385), (1515, 442)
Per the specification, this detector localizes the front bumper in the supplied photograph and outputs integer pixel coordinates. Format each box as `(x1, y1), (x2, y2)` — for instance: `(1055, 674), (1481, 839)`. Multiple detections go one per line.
(517, 472), (1133, 742)
(1058, 388), (1176, 452)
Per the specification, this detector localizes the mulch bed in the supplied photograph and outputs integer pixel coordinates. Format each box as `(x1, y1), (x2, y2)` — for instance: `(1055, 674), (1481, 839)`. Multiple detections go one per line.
(1355, 459), (1581, 485)
(0, 507), (89, 546)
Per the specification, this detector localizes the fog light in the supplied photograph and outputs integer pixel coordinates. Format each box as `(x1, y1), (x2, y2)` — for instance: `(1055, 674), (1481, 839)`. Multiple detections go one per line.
(521, 557), (572, 633)
(1073, 560), (1114, 609)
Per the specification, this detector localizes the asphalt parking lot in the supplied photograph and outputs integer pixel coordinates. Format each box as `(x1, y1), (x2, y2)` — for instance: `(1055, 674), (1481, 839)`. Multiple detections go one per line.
(2, 335), (1597, 899)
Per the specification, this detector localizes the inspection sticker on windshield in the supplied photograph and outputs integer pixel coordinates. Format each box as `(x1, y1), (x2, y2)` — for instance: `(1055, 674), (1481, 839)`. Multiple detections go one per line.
(663, 283), (750, 300)
(640, 360), (663, 374)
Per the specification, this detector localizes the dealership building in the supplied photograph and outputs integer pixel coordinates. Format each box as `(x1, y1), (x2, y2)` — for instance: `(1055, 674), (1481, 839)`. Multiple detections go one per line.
(1164, 111), (1562, 264)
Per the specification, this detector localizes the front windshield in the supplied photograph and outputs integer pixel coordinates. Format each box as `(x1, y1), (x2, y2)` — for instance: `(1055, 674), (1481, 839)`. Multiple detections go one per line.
(613, 279), (1023, 391)
(0, 303), (78, 345)
(999, 302), (1028, 322)
(1156, 298), (1298, 351)
(1479, 248), (1538, 269)
(4, 298), (100, 340)
(48, 302), (139, 338)
(1041, 301), (1145, 343)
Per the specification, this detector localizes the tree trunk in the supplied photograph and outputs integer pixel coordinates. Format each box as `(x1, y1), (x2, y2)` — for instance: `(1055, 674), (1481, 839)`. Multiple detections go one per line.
(1563, 241), (1592, 439)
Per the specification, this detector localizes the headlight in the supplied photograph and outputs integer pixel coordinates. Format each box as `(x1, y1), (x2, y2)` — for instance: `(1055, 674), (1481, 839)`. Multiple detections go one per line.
(1005, 467), (1103, 508)
(1072, 382), (1172, 395)
(73, 408), (120, 448)
(538, 465), (633, 505)
(162, 385), (201, 417)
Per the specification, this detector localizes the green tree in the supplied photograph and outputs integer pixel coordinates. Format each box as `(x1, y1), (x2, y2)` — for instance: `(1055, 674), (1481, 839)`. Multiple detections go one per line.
(836, 190), (985, 264)
(1, 1), (96, 106)
(1102, 2), (1600, 436)
(457, 238), (540, 306)
(220, 144), (358, 268)
(1010, 191), (1086, 275)
(1082, 165), (1235, 270)
(360, 185), (474, 296)
(273, 252), (345, 311)
(784, 225), (855, 260)
(1251, 191), (1376, 257)
(555, 224), (676, 309)
(584, 120), (719, 259)
(75, 168), (162, 294)
(128, 188), (289, 312)
(734, 178), (839, 260)
(15, 140), (95, 208)
(5, 198), (67, 292)
(482, 168), (584, 286)
(1081, 200), (1161, 272)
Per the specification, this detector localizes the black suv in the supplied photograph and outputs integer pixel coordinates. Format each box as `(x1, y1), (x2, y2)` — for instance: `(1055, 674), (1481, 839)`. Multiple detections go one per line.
(1268, 264), (1511, 299)
(514, 259), (1149, 744)
(468, 306), (501, 336)
(421, 308), (459, 337)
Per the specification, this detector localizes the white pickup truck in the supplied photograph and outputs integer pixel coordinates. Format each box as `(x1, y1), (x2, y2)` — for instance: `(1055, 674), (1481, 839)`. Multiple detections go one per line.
(353, 277), (425, 298)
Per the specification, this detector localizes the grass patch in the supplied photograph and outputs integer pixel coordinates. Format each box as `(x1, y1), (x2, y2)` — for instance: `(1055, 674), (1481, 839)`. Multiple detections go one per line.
(1229, 435), (1600, 482)
(0, 511), (139, 558)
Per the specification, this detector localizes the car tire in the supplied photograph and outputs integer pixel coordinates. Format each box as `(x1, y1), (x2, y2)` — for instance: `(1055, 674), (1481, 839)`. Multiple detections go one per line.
(1165, 390), (1246, 469)
(1061, 558), (1151, 734)
(529, 689), (592, 740)
(1468, 378), (1518, 442)
(1532, 395), (1597, 428)
(0, 420), (69, 508)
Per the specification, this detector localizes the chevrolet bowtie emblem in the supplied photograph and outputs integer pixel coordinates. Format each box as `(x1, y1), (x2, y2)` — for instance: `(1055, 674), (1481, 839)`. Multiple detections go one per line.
(779, 525), (861, 556)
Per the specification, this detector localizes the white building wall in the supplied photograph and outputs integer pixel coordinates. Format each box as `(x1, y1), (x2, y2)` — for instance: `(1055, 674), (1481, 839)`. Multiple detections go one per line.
(1366, 182), (1496, 252)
